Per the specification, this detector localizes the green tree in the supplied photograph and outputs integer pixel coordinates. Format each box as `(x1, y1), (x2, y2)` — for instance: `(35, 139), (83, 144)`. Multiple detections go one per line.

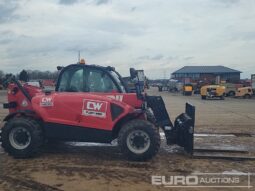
(19, 70), (29, 82)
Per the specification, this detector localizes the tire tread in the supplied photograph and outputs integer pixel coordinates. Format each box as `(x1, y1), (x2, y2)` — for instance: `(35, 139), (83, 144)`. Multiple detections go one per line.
(118, 119), (160, 161)
(1, 117), (43, 158)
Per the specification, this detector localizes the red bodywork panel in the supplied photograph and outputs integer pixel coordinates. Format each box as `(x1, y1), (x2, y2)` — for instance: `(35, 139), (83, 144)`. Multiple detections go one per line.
(7, 84), (143, 131)
(7, 83), (42, 113)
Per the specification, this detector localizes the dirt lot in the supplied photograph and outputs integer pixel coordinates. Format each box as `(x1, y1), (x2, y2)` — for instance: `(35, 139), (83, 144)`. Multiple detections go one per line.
(0, 88), (254, 191)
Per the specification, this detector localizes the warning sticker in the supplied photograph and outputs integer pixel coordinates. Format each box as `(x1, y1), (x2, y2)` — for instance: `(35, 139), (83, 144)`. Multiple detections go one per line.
(40, 96), (54, 107)
(82, 99), (107, 118)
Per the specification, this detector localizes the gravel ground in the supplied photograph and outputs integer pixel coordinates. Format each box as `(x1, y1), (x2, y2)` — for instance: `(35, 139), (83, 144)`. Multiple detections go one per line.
(0, 88), (254, 191)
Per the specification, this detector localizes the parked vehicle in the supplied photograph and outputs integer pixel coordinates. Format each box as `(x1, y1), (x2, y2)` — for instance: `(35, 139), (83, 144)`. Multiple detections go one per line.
(167, 79), (178, 92)
(158, 82), (169, 92)
(200, 85), (225, 100)
(1, 63), (195, 161)
(221, 83), (242, 97)
(235, 87), (253, 99)
(252, 74), (255, 94)
(26, 81), (41, 88)
(183, 84), (193, 96)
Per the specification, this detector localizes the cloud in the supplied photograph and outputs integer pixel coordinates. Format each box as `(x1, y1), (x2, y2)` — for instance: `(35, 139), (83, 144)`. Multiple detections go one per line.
(130, 7), (136, 12)
(0, 0), (254, 79)
(137, 55), (149, 60)
(59, 0), (110, 6)
(151, 54), (164, 60)
(64, 40), (124, 55)
(137, 54), (164, 61)
(214, 0), (240, 6)
(59, 0), (78, 5)
(0, 0), (19, 23)
(184, 56), (194, 60)
(95, 0), (110, 5)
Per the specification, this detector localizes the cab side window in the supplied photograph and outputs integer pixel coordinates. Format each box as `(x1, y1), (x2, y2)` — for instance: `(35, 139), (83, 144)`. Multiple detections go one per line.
(58, 67), (84, 92)
(87, 69), (118, 93)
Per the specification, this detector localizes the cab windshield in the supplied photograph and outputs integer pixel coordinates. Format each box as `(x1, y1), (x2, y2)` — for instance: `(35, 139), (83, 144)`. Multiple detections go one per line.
(110, 71), (126, 93)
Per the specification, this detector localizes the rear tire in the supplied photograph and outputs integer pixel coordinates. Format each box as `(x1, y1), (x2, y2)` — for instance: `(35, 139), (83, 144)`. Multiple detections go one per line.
(244, 94), (251, 99)
(228, 91), (235, 97)
(1, 117), (44, 158)
(118, 119), (160, 161)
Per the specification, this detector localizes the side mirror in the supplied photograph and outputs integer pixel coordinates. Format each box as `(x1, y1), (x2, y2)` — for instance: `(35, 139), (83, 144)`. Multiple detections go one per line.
(130, 68), (137, 79)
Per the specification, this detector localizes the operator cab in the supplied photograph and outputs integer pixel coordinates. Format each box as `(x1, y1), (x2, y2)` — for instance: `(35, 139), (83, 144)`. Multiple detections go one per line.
(55, 64), (128, 93)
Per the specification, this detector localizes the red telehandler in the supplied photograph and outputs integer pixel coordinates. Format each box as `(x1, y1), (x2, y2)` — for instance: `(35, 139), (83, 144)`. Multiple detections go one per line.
(0, 63), (195, 161)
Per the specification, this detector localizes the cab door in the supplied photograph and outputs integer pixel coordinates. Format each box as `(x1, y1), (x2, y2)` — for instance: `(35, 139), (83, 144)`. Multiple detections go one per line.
(47, 65), (114, 130)
(43, 65), (85, 126)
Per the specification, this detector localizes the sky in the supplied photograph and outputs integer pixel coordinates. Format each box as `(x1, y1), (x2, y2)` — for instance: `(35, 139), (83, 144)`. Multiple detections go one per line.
(0, 0), (254, 79)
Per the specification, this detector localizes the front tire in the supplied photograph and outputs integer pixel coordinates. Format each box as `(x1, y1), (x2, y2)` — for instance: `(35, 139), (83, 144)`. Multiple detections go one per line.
(118, 119), (160, 161)
(1, 117), (44, 158)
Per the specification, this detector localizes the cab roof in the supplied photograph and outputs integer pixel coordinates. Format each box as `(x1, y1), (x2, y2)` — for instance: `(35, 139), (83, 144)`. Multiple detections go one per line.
(57, 63), (115, 72)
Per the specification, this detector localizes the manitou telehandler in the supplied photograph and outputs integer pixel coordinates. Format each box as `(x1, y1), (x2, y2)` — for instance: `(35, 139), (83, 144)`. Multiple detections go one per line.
(0, 63), (195, 161)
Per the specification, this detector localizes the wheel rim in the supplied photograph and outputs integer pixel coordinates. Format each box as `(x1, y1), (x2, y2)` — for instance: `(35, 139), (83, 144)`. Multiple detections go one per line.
(126, 130), (151, 154)
(9, 127), (31, 150)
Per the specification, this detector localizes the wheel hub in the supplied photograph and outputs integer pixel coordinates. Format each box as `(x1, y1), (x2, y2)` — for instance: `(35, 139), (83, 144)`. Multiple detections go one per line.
(15, 130), (29, 145)
(9, 127), (31, 150)
(127, 130), (151, 154)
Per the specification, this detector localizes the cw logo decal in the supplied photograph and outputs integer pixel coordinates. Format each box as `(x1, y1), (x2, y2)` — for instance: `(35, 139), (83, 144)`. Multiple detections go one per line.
(40, 96), (54, 107)
(87, 101), (103, 111)
(82, 99), (107, 118)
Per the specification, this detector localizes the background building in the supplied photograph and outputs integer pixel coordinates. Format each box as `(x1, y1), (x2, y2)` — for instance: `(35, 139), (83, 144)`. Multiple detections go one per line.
(171, 66), (241, 84)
